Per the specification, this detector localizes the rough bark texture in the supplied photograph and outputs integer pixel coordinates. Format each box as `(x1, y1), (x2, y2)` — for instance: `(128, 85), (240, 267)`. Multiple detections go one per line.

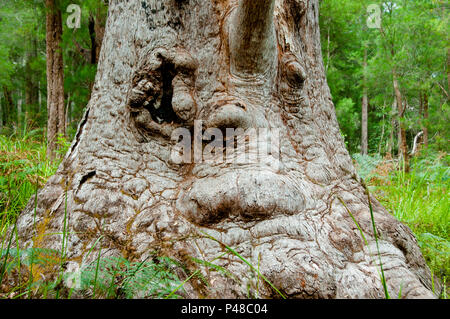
(46, 0), (65, 159)
(15, 0), (439, 299)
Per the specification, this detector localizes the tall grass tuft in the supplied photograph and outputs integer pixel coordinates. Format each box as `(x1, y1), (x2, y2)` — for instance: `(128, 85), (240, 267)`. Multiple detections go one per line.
(0, 131), (61, 235)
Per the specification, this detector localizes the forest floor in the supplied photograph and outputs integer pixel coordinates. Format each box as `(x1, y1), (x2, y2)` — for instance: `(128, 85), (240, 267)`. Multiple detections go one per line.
(0, 131), (448, 299)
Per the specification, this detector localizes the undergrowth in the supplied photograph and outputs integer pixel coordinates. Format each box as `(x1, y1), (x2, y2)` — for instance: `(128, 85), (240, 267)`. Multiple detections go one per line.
(354, 150), (449, 292)
(0, 247), (186, 299)
(0, 130), (61, 235)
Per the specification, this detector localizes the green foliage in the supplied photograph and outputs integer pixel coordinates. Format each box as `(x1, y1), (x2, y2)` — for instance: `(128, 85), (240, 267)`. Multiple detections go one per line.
(61, 0), (108, 132)
(352, 153), (383, 180)
(336, 98), (360, 150)
(77, 256), (185, 299)
(0, 0), (107, 133)
(320, 0), (449, 154)
(0, 132), (60, 232)
(55, 133), (72, 157)
(0, 247), (185, 299)
(355, 151), (449, 290)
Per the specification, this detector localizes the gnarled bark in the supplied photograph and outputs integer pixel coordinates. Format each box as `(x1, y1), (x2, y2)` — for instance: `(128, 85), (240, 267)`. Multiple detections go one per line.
(228, 0), (276, 76)
(14, 0), (438, 299)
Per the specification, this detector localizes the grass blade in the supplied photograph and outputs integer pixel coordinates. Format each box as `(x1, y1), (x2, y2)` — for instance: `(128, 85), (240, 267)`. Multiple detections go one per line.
(200, 230), (286, 299)
(365, 186), (390, 299)
(0, 222), (17, 287)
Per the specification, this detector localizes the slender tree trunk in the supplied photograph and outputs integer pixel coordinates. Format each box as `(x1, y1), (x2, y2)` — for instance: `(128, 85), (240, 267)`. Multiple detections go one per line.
(88, 16), (97, 65)
(447, 48), (450, 93)
(2, 85), (14, 126)
(17, 92), (22, 130)
(361, 46), (368, 155)
(378, 101), (386, 154)
(13, 0), (438, 299)
(392, 70), (409, 172)
(46, 0), (65, 159)
(0, 94), (3, 127)
(89, 6), (106, 65)
(65, 93), (71, 132)
(25, 37), (39, 115)
(422, 92), (429, 149)
(419, 91), (423, 121)
(387, 100), (397, 157)
(85, 6), (106, 98)
(326, 25), (330, 72)
(38, 80), (42, 115)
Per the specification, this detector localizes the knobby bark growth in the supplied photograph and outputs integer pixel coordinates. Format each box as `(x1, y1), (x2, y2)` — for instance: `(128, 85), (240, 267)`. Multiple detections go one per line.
(14, 0), (439, 298)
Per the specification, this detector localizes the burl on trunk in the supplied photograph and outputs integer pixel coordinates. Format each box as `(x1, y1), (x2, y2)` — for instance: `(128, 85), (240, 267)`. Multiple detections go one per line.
(15, 0), (439, 298)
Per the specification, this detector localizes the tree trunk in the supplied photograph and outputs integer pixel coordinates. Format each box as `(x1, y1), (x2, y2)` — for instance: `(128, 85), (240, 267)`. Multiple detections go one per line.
(46, 0), (65, 160)
(378, 101), (386, 154)
(38, 80), (42, 115)
(17, 92), (22, 130)
(387, 102), (396, 157)
(0, 95), (2, 127)
(88, 6), (106, 66)
(25, 37), (39, 115)
(13, 0), (438, 299)
(422, 92), (429, 149)
(89, 6), (106, 98)
(88, 16), (98, 65)
(2, 85), (14, 126)
(392, 70), (409, 172)
(361, 46), (368, 155)
(447, 47), (450, 94)
(65, 93), (71, 132)
(326, 25), (330, 72)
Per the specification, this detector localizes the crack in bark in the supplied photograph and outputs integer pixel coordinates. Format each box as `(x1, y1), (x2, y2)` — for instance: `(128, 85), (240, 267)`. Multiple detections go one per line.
(79, 171), (97, 188)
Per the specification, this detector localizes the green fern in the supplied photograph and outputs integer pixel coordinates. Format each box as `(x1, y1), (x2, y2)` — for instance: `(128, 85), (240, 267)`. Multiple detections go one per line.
(79, 255), (184, 299)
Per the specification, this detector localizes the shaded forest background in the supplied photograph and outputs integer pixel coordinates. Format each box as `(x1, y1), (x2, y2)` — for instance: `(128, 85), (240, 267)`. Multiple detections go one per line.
(0, 0), (448, 297)
(0, 0), (107, 141)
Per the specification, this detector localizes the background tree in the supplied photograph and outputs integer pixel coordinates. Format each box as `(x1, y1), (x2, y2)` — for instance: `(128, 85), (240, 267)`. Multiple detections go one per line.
(0, 0), (107, 140)
(45, 0), (65, 159)
(0, 0), (45, 129)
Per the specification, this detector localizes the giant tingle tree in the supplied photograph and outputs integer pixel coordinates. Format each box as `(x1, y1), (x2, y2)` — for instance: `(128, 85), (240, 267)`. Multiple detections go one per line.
(14, 0), (439, 298)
